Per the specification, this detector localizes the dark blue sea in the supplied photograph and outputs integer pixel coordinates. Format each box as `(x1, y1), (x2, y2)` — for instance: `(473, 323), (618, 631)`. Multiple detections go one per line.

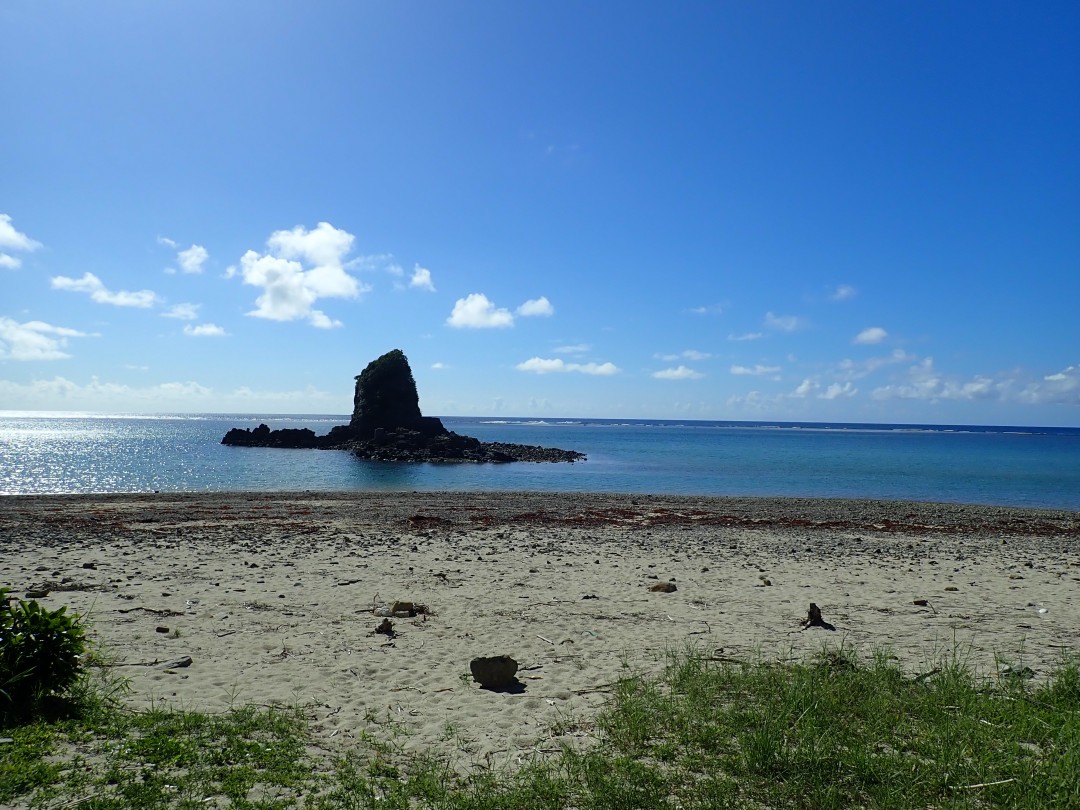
(1, 413), (1079, 510)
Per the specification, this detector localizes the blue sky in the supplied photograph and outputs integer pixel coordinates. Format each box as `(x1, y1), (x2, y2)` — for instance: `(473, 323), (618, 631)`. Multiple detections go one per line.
(2, 2), (1078, 425)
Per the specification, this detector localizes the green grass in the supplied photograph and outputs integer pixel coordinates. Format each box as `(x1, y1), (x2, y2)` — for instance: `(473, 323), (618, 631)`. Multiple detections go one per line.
(4, 646), (1079, 809)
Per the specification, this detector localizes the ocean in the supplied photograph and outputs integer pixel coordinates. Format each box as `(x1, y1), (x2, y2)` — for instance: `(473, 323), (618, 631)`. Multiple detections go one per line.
(1, 413), (1079, 510)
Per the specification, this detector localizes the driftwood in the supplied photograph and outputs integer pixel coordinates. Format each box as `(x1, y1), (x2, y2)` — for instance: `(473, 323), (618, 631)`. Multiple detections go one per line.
(800, 603), (836, 631)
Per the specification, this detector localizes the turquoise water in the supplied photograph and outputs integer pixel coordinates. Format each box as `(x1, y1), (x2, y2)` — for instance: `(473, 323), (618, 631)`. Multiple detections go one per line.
(1, 413), (1079, 510)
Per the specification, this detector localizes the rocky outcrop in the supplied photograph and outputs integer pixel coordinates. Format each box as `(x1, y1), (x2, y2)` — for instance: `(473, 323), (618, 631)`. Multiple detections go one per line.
(222, 350), (585, 463)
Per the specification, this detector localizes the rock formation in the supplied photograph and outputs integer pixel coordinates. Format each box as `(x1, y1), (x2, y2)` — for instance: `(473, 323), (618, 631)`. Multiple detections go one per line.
(222, 349), (585, 463)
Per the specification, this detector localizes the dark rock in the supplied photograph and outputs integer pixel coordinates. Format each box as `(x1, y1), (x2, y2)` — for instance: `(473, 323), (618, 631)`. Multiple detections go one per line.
(470, 655), (519, 690)
(24, 590), (49, 599)
(350, 349), (441, 438)
(648, 582), (677, 593)
(222, 349), (584, 463)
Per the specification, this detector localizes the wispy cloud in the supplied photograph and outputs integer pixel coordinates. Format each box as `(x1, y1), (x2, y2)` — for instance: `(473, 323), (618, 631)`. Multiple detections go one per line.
(820, 382), (857, 399)
(730, 364), (780, 377)
(51, 272), (160, 308)
(830, 284), (857, 301)
(764, 311), (805, 332)
(854, 326), (888, 345)
(689, 304), (724, 315)
(652, 365), (704, 380)
(0, 317), (91, 361)
(162, 303), (201, 320)
(871, 358), (1001, 402)
(517, 296), (555, 317)
(517, 357), (618, 375)
(237, 221), (367, 328)
(0, 214), (43, 270)
(183, 323), (227, 337)
(657, 349), (711, 362)
(833, 348), (915, 381)
(728, 332), (763, 342)
(554, 343), (590, 354)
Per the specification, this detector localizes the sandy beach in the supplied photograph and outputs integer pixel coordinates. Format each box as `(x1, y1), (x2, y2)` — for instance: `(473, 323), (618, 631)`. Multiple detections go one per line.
(3, 492), (1078, 767)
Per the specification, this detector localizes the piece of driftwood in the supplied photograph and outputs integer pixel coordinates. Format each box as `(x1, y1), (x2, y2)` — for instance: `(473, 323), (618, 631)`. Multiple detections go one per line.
(800, 603), (836, 631)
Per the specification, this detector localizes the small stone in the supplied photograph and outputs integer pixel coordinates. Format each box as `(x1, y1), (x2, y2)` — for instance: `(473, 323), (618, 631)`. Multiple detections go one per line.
(25, 590), (49, 599)
(82, 562), (97, 570)
(159, 656), (192, 669)
(156, 626), (170, 634)
(944, 586), (959, 592)
(470, 655), (519, 690)
(648, 581), (677, 593)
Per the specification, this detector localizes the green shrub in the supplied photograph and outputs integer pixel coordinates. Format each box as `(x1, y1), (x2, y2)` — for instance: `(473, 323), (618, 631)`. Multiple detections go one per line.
(0, 587), (87, 720)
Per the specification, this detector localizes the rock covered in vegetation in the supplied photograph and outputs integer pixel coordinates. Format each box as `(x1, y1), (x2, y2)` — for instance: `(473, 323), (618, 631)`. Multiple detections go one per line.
(222, 349), (585, 464)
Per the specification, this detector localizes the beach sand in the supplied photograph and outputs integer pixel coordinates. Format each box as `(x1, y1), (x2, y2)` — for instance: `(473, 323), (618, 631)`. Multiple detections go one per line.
(3, 492), (1079, 767)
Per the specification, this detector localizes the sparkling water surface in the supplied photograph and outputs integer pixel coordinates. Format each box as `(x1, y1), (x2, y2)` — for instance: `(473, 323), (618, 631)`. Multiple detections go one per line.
(2, 413), (1079, 510)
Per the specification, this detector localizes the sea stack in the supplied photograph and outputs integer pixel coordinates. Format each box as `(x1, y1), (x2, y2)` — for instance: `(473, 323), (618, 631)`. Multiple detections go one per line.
(222, 349), (585, 463)
(349, 349), (448, 440)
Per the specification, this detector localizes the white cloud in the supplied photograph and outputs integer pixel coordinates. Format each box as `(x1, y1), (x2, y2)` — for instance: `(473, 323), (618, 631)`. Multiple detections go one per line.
(658, 349), (711, 362)
(690, 304), (724, 315)
(517, 357), (619, 375)
(1022, 365), (1080, 404)
(50, 272), (160, 308)
(237, 222), (366, 328)
(447, 293), (514, 328)
(157, 236), (178, 248)
(0, 214), (43, 269)
(834, 348), (915, 381)
(0, 317), (90, 361)
(162, 303), (201, 320)
(409, 265), (436, 291)
(764, 312), (805, 332)
(267, 221), (355, 268)
(652, 365), (704, 380)
(431, 362), (448, 370)
(730, 364), (781, 377)
(871, 358), (1001, 402)
(517, 296), (555, 317)
(177, 244), (209, 274)
(820, 382), (858, 399)
(183, 323), (227, 337)
(854, 326), (888, 345)
(792, 378), (818, 397)
(554, 343), (590, 354)
(830, 284), (857, 301)
(867, 358), (1080, 406)
(728, 332), (764, 342)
